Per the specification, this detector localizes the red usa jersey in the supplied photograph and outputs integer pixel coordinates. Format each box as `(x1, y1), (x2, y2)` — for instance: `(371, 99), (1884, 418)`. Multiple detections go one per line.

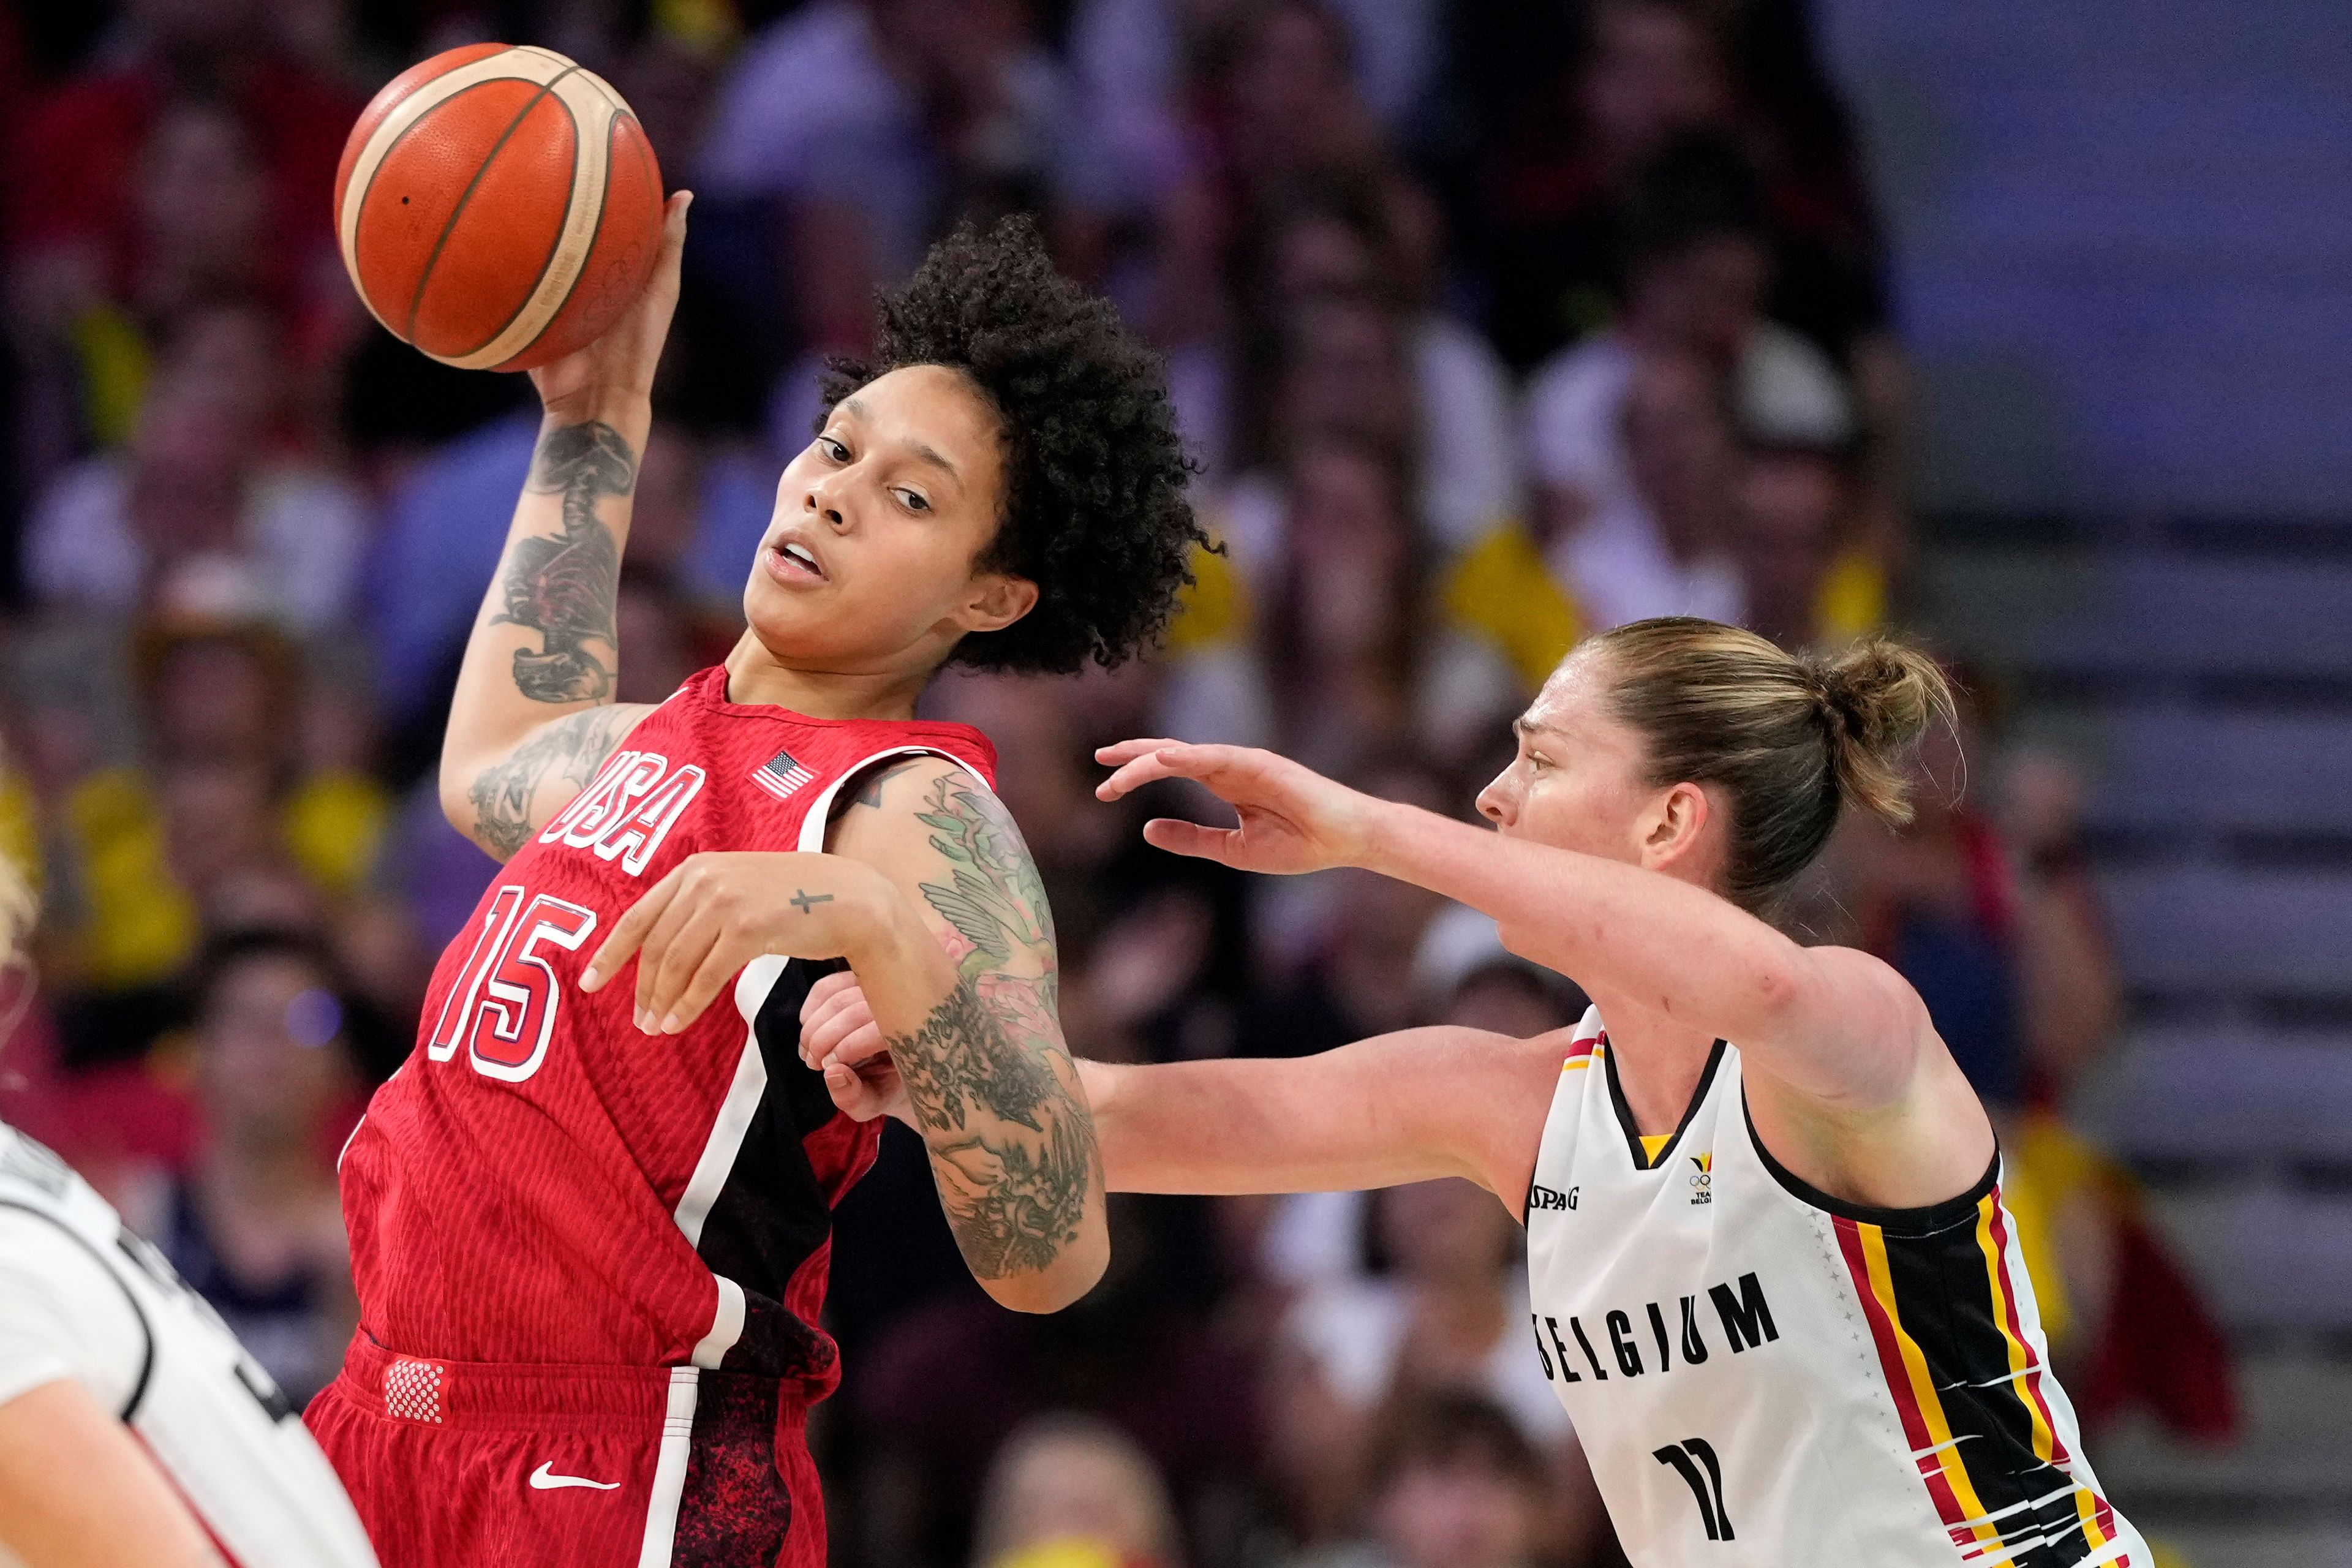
(338, 666), (996, 1395)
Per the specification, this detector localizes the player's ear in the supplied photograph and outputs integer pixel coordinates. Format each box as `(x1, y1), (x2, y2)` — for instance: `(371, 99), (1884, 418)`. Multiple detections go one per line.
(955, 571), (1039, 636)
(1638, 780), (1713, 873)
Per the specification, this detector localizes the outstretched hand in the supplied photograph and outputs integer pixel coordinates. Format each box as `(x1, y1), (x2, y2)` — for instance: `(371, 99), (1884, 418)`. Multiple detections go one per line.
(1091, 740), (1377, 876)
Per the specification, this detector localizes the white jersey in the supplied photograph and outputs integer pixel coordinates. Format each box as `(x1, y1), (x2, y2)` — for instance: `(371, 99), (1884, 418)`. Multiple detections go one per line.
(1523, 1011), (2147, 1567)
(0, 1121), (379, 1568)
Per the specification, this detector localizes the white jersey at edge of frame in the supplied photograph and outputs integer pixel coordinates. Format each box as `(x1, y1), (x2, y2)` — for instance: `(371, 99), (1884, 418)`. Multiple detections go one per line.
(1522, 1008), (2148, 1567)
(0, 1120), (380, 1568)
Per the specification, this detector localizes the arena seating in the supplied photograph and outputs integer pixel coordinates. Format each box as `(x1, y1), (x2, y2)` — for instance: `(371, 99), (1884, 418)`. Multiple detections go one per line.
(1926, 514), (2352, 1563)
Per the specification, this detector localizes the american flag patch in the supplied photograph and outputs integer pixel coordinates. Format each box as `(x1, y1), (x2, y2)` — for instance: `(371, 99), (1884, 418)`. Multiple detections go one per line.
(751, 748), (816, 801)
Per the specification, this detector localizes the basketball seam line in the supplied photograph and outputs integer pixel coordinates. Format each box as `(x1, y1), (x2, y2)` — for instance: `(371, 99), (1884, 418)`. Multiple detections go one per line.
(347, 73), (514, 333)
(458, 92), (594, 360)
(402, 62), (584, 349)
(517, 45), (627, 111)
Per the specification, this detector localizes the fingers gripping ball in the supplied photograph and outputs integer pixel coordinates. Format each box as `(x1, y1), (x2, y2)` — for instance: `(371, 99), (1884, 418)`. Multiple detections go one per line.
(334, 43), (665, 371)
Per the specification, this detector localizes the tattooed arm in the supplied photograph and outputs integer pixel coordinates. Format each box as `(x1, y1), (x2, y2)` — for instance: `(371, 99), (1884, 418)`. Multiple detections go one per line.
(823, 757), (1108, 1308)
(437, 194), (690, 859)
(461, 704), (647, 860)
(579, 753), (1108, 1311)
(436, 415), (656, 859)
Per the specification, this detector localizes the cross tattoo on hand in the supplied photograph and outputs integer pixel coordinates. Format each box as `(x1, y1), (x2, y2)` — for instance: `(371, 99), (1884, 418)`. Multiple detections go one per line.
(790, 890), (835, 914)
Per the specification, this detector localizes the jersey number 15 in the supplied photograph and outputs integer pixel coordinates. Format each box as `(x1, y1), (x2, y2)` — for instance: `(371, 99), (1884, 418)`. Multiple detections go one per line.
(428, 883), (598, 1083)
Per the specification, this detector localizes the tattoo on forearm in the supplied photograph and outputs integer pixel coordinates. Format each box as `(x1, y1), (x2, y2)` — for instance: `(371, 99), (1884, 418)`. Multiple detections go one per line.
(468, 705), (637, 858)
(881, 771), (1096, 1280)
(494, 421), (635, 703)
(889, 974), (1095, 1279)
(790, 890), (834, 913)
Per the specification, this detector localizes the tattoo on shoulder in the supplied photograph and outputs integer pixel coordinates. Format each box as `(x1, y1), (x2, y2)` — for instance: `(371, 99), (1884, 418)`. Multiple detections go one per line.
(494, 422), (636, 704)
(911, 771), (1057, 970)
(468, 705), (638, 858)
(845, 757), (927, 813)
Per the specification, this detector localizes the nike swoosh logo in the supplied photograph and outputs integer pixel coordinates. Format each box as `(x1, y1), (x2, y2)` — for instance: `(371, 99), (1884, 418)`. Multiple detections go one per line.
(529, 1462), (619, 1491)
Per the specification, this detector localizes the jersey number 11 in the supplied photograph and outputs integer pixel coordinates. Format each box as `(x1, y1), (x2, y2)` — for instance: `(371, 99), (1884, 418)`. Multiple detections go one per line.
(1654, 1437), (1733, 1542)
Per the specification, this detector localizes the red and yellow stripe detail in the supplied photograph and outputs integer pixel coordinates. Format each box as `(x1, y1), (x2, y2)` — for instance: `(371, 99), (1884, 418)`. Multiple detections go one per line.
(1561, 1036), (1603, 1072)
(1836, 1212), (2013, 1562)
(1834, 1192), (2130, 1566)
(1976, 1196), (2127, 1559)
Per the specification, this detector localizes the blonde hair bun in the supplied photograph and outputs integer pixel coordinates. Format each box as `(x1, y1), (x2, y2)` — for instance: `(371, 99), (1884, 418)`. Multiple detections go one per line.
(1814, 638), (1956, 827)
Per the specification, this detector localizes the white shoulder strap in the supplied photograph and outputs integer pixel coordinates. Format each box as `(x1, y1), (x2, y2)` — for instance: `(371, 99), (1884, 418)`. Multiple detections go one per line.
(794, 745), (996, 853)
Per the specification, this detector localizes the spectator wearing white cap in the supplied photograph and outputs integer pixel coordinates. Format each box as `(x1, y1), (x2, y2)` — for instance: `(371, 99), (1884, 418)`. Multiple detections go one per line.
(1515, 136), (1854, 633)
(1436, 137), (1859, 715)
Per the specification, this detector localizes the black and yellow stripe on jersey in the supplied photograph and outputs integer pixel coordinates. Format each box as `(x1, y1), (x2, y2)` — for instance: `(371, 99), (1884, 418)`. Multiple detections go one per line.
(1823, 1175), (2132, 1567)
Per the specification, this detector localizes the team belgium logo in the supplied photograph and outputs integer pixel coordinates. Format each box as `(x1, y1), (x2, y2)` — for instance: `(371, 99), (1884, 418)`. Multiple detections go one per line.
(1688, 1152), (1713, 1206)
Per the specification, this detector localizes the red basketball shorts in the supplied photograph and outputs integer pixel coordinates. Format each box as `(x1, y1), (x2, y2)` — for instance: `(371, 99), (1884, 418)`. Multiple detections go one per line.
(306, 1336), (821, 1567)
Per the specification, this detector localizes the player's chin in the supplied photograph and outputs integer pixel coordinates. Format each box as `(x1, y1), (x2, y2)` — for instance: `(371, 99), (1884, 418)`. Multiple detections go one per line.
(741, 584), (869, 664)
(741, 598), (821, 654)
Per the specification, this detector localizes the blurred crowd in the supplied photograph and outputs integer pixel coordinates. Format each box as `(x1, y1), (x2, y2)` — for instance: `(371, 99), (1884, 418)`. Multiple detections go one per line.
(0, 1), (2235, 1566)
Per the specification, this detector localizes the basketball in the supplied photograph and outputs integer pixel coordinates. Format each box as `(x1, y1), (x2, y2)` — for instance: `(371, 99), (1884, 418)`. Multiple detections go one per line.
(333, 43), (665, 373)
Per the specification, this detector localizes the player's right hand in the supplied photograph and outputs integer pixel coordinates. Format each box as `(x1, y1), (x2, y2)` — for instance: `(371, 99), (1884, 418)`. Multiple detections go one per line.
(1093, 739), (1378, 875)
(528, 189), (691, 423)
(579, 849), (892, 1035)
(797, 970), (910, 1125)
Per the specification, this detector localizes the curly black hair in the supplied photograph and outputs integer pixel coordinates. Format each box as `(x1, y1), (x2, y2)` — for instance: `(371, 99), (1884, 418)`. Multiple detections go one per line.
(821, 216), (1205, 675)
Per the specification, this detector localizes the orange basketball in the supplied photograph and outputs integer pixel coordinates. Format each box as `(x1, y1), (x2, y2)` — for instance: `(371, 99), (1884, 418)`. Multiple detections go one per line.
(334, 43), (664, 372)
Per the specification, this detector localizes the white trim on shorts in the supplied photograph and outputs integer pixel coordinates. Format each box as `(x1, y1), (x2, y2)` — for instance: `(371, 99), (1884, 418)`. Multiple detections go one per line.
(635, 1366), (699, 1567)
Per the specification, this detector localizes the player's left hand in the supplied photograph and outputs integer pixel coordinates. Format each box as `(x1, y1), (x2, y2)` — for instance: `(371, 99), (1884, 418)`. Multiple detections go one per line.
(580, 851), (890, 1035)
